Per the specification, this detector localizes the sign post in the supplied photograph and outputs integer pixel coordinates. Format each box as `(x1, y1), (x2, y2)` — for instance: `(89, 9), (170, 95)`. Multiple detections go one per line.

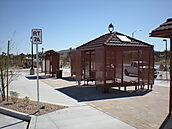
(31, 29), (42, 111)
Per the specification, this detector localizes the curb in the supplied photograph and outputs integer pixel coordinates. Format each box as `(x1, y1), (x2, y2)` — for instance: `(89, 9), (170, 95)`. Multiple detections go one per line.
(0, 107), (31, 122)
(28, 116), (37, 129)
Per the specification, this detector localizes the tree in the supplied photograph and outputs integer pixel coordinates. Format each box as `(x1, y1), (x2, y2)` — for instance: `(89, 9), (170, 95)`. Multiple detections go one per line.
(0, 53), (6, 100)
(0, 41), (18, 101)
(59, 48), (74, 67)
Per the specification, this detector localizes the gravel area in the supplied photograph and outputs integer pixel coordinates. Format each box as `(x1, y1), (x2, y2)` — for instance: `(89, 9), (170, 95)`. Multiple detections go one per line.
(0, 96), (66, 116)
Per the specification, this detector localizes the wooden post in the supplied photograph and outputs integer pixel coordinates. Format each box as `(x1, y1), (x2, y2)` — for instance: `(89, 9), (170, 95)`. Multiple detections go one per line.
(82, 51), (85, 84)
(49, 57), (51, 75)
(114, 49), (116, 84)
(104, 45), (107, 92)
(89, 51), (91, 81)
(137, 50), (140, 90)
(152, 49), (154, 89)
(6, 40), (10, 101)
(45, 58), (46, 75)
(121, 51), (125, 91)
(148, 49), (151, 90)
(170, 38), (172, 114)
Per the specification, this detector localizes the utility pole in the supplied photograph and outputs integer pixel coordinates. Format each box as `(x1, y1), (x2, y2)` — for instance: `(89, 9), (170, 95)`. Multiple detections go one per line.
(6, 40), (10, 101)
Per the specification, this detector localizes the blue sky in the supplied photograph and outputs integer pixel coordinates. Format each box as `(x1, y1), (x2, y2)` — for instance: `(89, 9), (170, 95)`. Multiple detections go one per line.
(0, 0), (171, 54)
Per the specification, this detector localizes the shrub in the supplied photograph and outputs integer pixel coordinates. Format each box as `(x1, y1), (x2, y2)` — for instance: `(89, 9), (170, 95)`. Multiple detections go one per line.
(10, 91), (19, 104)
(23, 96), (30, 106)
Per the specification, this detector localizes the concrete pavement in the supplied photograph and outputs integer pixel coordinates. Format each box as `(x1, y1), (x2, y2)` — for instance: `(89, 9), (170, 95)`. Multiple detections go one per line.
(154, 80), (169, 87)
(0, 114), (28, 129)
(8, 72), (136, 129)
(29, 105), (135, 129)
(10, 72), (80, 107)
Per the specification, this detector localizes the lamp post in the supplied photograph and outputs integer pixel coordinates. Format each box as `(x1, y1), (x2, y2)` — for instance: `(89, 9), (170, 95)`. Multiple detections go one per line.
(108, 23), (114, 33)
(163, 39), (168, 80)
(132, 30), (142, 38)
(42, 48), (44, 54)
(30, 36), (34, 75)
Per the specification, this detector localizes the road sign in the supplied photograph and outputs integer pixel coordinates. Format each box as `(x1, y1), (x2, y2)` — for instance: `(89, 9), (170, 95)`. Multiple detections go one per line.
(31, 29), (42, 111)
(32, 29), (42, 44)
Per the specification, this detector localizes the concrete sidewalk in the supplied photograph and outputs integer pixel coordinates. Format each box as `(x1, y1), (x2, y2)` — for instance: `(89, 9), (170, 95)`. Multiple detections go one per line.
(10, 72), (80, 107)
(29, 105), (136, 129)
(0, 114), (28, 129)
(9, 72), (136, 129)
(154, 79), (169, 87)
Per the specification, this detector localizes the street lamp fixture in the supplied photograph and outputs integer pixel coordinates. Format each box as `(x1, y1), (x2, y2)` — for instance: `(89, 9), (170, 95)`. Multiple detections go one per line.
(163, 39), (168, 80)
(108, 23), (114, 33)
(2, 52), (7, 64)
(132, 29), (142, 38)
(2, 52), (6, 56)
(42, 48), (44, 54)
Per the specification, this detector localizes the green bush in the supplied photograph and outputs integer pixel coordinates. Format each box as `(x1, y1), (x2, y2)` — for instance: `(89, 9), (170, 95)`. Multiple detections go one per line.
(23, 96), (30, 106)
(10, 91), (19, 104)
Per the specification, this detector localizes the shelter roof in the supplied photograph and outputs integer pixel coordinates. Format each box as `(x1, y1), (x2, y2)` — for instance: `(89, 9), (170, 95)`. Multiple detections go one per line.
(77, 32), (153, 49)
(150, 18), (172, 38)
(43, 50), (59, 57)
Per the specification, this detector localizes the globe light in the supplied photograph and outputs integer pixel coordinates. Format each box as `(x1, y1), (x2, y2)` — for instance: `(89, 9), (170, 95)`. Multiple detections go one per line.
(108, 23), (114, 33)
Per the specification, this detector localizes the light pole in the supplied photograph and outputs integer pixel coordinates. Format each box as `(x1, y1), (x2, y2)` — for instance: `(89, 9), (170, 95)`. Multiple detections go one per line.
(132, 30), (142, 38)
(30, 36), (34, 75)
(42, 48), (44, 53)
(163, 39), (168, 80)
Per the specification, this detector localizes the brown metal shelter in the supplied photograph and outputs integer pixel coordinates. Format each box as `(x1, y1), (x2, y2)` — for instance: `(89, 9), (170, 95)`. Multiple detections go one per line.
(150, 18), (172, 116)
(71, 32), (154, 92)
(42, 50), (59, 77)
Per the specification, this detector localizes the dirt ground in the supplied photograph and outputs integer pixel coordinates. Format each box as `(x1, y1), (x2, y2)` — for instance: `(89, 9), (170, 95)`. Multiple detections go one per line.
(0, 96), (65, 116)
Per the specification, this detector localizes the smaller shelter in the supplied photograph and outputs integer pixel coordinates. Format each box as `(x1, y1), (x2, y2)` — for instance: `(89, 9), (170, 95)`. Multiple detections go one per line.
(71, 31), (154, 92)
(150, 18), (172, 128)
(42, 50), (59, 77)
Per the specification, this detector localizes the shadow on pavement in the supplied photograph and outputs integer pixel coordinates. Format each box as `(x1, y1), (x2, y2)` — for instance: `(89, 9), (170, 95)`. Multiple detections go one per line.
(56, 85), (151, 102)
(25, 76), (49, 80)
(26, 76), (76, 81)
(0, 120), (26, 129)
(61, 77), (76, 82)
(160, 113), (172, 129)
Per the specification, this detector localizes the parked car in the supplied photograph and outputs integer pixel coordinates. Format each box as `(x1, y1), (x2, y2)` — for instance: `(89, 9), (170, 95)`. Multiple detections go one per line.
(154, 67), (158, 78)
(124, 61), (158, 78)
